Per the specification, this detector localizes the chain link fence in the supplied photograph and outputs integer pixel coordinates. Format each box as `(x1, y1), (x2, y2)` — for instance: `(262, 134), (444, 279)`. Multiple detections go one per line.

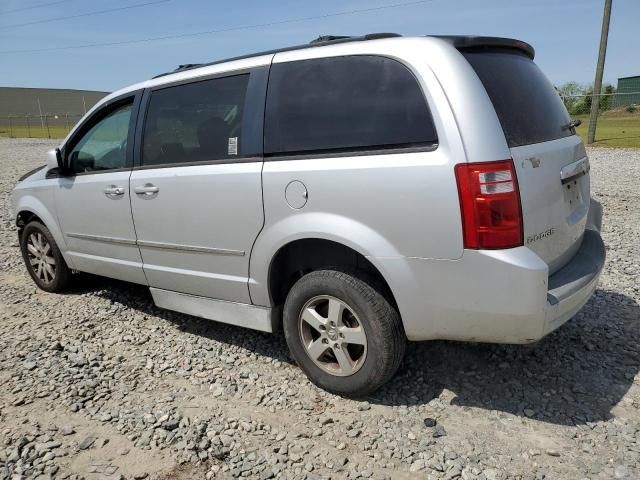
(0, 87), (106, 140)
(559, 91), (640, 115)
(0, 113), (84, 139)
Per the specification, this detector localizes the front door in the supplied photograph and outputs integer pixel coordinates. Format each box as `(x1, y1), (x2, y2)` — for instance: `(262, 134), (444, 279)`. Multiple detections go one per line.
(130, 69), (267, 303)
(55, 93), (146, 284)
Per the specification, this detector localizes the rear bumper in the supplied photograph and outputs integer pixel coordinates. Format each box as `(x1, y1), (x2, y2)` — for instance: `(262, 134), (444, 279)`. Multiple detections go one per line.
(543, 228), (605, 335)
(375, 198), (605, 343)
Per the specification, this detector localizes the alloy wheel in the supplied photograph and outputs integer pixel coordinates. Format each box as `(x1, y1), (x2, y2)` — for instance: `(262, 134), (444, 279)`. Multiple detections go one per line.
(26, 232), (56, 284)
(298, 295), (368, 377)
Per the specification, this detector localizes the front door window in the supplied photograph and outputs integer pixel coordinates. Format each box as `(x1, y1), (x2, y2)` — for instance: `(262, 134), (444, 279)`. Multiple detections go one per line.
(67, 102), (132, 174)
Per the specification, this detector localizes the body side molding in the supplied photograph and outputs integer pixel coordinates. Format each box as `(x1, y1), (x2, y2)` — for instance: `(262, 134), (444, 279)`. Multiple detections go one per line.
(66, 232), (137, 245)
(137, 240), (245, 256)
(65, 233), (245, 256)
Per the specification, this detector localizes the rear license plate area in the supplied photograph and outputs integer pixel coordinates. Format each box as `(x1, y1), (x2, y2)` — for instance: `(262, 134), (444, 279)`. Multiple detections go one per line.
(563, 176), (589, 225)
(564, 178), (583, 210)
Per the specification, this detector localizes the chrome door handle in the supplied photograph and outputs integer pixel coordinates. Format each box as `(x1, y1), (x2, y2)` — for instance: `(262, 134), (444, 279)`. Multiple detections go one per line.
(104, 186), (125, 197)
(134, 184), (159, 195)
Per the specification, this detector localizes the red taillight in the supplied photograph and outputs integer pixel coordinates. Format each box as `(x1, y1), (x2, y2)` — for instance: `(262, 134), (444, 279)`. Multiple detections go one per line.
(454, 159), (523, 250)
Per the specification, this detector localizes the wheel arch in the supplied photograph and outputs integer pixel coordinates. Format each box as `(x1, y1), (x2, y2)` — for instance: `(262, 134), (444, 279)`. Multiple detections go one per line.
(249, 211), (405, 304)
(14, 196), (73, 268)
(16, 209), (44, 230)
(249, 213), (415, 336)
(266, 237), (399, 314)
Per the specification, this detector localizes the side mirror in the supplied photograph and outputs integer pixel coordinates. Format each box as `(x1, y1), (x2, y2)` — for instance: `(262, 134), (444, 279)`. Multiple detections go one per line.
(46, 148), (67, 175)
(55, 147), (63, 168)
(46, 148), (61, 170)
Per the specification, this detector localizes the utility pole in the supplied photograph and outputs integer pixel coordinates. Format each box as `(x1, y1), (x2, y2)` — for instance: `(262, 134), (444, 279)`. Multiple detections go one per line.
(587, 0), (613, 144)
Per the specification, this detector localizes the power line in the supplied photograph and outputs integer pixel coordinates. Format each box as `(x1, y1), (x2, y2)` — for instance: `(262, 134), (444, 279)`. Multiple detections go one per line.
(0, 0), (433, 54)
(1, 0), (171, 29)
(2, 0), (72, 14)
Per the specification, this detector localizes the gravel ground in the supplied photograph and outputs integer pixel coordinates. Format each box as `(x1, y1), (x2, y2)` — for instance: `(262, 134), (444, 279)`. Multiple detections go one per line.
(0, 138), (638, 480)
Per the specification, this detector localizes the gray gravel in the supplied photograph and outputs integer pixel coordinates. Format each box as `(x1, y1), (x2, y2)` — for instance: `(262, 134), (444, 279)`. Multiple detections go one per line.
(0, 137), (639, 480)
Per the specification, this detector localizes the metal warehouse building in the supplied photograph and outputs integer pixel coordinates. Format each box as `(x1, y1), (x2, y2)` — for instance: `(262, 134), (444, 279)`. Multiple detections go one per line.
(613, 75), (640, 107)
(0, 87), (107, 117)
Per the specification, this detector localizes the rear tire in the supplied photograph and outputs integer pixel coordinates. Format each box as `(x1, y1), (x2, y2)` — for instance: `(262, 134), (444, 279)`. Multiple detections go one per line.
(19, 221), (71, 293)
(283, 269), (405, 397)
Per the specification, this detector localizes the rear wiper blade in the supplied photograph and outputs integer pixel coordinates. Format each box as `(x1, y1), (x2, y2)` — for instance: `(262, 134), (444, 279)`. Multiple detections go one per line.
(563, 119), (582, 130)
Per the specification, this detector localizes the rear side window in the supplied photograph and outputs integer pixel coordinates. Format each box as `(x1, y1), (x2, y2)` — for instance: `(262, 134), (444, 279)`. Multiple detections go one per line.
(463, 51), (571, 148)
(142, 74), (249, 166)
(265, 55), (437, 155)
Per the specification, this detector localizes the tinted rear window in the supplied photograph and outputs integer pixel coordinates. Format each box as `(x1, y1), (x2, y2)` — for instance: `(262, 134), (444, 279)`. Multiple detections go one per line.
(463, 51), (571, 148)
(265, 55), (437, 155)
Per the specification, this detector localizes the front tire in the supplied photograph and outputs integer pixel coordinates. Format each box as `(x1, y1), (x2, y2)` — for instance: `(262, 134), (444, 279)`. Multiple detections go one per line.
(19, 221), (71, 293)
(283, 269), (405, 397)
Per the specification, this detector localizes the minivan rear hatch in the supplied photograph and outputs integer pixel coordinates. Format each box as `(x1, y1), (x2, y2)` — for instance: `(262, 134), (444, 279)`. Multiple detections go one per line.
(462, 46), (589, 274)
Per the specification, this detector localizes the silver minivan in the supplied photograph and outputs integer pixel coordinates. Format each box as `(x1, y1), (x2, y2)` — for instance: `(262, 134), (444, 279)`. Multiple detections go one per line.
(12, 34), (605, 396)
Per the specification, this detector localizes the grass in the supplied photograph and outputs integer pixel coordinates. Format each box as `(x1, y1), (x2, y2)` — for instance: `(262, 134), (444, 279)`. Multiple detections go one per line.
(2, 108), (639, 148)
(0, 124), (71, 139)
(574, 108), (640, 148)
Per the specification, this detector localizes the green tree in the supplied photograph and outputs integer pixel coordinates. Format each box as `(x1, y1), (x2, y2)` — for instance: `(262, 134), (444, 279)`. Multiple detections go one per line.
(571, 83), (617, 115)
(556, 81), (585, 114)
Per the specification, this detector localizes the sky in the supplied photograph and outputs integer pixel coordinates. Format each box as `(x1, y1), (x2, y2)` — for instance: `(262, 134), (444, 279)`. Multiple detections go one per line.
(0, 0), (637, 93)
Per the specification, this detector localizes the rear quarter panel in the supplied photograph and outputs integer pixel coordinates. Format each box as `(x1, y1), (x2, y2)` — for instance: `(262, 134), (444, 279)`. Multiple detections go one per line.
(249, 38), (467, 307)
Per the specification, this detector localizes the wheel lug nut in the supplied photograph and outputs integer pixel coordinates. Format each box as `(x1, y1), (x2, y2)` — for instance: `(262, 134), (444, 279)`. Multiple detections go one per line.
(322, 339), (328, 344)
(334, 343), (340, 349)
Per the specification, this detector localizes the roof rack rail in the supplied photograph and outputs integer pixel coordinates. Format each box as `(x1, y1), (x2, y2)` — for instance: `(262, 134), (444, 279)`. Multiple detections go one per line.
(153, 63), (203, 79)
(176, 63), (202, 70)
(309, 32), (401, 45)
(310, 35), (352, 44)
(151, 32), (402, 79)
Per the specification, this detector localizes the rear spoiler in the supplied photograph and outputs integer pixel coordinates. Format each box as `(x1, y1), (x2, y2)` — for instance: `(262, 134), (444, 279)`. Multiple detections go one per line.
(430, 35), (535, 60)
